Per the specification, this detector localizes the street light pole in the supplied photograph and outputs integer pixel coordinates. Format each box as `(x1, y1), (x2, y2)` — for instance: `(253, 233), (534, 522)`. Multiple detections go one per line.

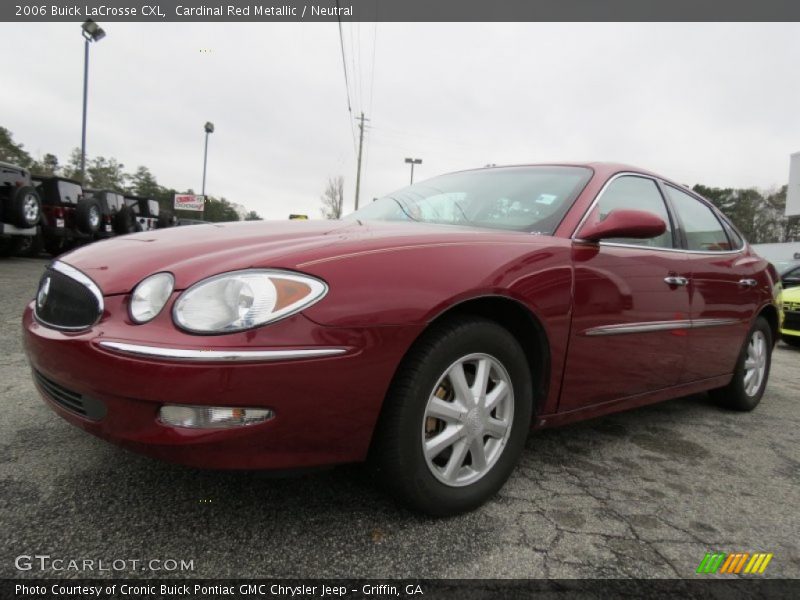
(79, 19), (105, 183)
(201, 121), (214, 196)
(404, 157), (422, 184)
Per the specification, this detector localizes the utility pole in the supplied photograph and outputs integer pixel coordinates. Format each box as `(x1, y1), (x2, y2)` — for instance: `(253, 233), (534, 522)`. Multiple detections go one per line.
(354, 112), (369, 210)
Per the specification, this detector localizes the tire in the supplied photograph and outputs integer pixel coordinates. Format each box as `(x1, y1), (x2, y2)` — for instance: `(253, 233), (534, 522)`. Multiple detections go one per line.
(371, 317), (533, 516)
(9, 186), (41, 228)
(76, 198), (102, 234)
(709, 316), (772, 411)
(113, 205), (137, 235)
(0, 236), (25, 257)
(157, 210), (174, 229)
(782, 335), (800, 348)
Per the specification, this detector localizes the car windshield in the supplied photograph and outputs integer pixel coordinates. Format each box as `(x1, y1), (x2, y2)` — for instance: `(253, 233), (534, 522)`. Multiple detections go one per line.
(348, 166), (592, 233)
(776, 261), (800, 274)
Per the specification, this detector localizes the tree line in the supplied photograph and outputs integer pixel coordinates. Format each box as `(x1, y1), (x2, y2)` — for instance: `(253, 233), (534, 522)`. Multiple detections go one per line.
(0, 126), (262, 223)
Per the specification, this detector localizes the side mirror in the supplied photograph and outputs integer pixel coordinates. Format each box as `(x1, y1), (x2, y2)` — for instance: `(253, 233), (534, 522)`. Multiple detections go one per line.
(577, 209), (666, 242)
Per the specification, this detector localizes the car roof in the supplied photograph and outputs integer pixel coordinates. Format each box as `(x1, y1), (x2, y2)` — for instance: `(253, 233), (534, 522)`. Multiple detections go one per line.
(458, 161), (669, 182)
(33, 175), (83, 185)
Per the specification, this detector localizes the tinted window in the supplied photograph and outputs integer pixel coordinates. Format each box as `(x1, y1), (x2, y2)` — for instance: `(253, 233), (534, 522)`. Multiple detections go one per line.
(666, 186), (732, 252)
(588, 176), (674, 248)
(349, 166), (592, 233)
(125, 198), (141, 214)
(57, 181), (82, 204)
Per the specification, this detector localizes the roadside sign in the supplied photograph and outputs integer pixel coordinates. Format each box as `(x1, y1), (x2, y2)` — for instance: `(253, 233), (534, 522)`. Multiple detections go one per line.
(174, 194), (205, 212)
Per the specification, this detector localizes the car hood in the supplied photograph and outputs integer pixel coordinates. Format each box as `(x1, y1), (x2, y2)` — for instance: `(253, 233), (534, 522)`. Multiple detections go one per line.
(60, 219), (551, 295)
(781, 286), (800, 303)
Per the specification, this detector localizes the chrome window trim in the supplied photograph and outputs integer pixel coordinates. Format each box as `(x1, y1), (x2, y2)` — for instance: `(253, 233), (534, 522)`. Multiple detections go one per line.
(571, 172), (743, 255)
(34, 261), (105, 331)
(583, 318), (740, 337)
(98, 341), (346, 362)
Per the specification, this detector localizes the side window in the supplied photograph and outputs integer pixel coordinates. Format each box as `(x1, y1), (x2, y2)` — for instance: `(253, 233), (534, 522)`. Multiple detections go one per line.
(665, 186), (732, 252)
(591, 176), (674, 248)
(720, 218), (744, 249)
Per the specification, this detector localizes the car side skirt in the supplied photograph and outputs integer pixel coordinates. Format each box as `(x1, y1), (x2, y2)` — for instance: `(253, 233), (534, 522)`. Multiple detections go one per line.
(534, 374), (733, 429)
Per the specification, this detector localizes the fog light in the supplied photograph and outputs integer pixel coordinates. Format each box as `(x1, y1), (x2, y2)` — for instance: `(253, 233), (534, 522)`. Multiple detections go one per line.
(159, 405), (274, 428)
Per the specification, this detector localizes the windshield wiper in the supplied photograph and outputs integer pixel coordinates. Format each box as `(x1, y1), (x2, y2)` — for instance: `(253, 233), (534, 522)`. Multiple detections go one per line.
(388, 196), (418, 221)
(453, 200), (472, 224)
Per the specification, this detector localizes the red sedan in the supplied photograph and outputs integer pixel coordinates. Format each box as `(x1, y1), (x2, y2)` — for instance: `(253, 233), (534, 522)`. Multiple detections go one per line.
(24, 163), (780, 515)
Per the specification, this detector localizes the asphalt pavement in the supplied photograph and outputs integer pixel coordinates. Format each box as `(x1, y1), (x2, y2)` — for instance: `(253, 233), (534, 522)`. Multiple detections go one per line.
(1, 256), (798, 579)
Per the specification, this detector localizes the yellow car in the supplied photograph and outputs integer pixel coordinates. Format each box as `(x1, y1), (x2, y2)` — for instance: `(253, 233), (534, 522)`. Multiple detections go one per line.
(780, 285), (800, 347)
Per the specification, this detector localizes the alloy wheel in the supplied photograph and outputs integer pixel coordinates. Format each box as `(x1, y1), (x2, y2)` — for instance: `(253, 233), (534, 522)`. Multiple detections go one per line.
(89, 206), (100, 229)
(24, 193), (39, 224)
(743, 330), (767, 397)
(422, 353), (514, 487)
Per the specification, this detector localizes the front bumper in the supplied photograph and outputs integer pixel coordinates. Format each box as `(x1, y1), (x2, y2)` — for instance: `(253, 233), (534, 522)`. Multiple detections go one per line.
(23, 302), (421, 469)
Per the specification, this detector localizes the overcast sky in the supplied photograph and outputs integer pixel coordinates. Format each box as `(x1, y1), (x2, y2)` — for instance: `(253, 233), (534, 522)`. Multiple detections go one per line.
(1, 22), (798, 219)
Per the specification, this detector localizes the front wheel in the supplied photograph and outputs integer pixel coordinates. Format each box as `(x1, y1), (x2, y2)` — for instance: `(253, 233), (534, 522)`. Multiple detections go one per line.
(709, 316), (772, 411)
(372, 317), (533, 516)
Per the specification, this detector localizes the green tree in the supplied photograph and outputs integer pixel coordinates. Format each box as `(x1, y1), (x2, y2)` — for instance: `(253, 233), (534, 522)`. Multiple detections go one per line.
(244, 210), (262, 221)
(30, 153), (60, 176)
(60, 148), (83, 181)
(0, 126), (33, 167)
(202, 196), (241, 222)
(128, 166), (161, 198)
(86, 156), (126, 191)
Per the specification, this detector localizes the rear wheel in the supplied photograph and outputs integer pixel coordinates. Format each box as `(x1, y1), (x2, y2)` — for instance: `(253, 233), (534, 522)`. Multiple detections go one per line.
(709, 316), (772, 411)
(372, 317), (533, 516)
(782, 335), (800, 348)
(113, 205), (137, 234)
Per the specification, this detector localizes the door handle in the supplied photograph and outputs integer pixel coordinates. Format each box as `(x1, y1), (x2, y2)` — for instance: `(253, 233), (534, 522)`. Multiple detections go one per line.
(738, 278), (758, 288)
(664, 276), (689, 287)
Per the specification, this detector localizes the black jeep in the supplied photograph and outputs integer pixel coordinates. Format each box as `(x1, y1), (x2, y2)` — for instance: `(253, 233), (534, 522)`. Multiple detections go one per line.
(0, 161), (42, 257)
(84, 189), (134, 238)
(33, 176), (108, 256)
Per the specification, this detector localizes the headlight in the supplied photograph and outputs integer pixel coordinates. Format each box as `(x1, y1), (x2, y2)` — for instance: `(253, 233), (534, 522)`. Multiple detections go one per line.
(173, 269), (327, 334)
(130, 272), (175, 323)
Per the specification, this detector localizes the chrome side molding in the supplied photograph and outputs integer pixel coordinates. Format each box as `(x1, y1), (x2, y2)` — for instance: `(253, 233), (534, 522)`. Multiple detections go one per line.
(584, 318), (740, 337)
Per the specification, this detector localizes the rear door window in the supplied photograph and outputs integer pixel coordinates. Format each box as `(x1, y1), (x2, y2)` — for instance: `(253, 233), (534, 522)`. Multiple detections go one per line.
(57, 181), (82, 204)
(665, 186), (733, 252)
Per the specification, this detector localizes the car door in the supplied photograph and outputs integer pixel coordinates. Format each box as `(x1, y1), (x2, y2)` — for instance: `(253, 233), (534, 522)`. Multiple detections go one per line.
(559, 174), (691, 411)
(662, 184), (758, 381)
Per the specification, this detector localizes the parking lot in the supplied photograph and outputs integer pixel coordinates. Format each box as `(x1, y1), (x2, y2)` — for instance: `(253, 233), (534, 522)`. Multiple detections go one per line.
(1, 256), (798, 579)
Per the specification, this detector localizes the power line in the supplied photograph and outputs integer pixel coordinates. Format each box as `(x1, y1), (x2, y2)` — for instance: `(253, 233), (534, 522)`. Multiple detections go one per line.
(335, 1), (357, 154)
(368, 22), (377, 116)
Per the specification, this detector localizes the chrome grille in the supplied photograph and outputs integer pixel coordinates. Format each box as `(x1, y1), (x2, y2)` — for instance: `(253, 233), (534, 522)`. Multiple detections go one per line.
(34, 262), (103, 331)
(33, 370), (106, 421)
